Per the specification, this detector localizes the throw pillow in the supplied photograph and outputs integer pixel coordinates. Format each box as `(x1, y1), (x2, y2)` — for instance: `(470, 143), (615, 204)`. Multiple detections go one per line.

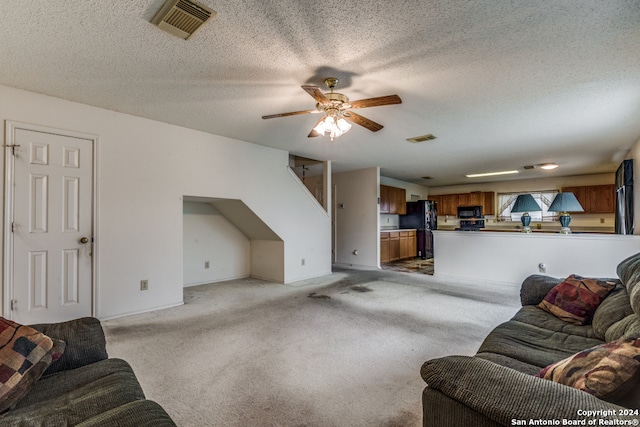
(0, 317), (65, 413)
(535, 338), (640, 405)
(537, 274), (617, 325)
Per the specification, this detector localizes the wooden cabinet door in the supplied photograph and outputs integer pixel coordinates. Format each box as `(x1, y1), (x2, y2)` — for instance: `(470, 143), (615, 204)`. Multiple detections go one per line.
(469, 192), (483, 205)
(380, 185), (390, 213)
(389, 232), (400, 261)
(380, 233), (390, 263)
(396, 187), (407, 214)
(587, 184), (615, 213)
(441, 194), (458, 216)
(562, 186), (587, 214)
(399, 231), (410, 259)
(458, 193), (471, 206)
(482, 192), (495, 215)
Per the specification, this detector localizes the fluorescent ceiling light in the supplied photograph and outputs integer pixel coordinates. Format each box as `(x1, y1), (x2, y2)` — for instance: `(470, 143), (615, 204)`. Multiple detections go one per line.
(465, 170), (519, 178)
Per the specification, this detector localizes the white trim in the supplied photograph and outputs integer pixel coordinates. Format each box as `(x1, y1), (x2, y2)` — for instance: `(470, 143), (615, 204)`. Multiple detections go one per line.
(3, 121), (99, 320)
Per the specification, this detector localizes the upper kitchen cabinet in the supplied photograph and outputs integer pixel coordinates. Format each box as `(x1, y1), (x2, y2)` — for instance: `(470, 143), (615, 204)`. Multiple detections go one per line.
(429, 191), (495, 216)
(561, 184), (614, 214)
(380, 185), (406, 215)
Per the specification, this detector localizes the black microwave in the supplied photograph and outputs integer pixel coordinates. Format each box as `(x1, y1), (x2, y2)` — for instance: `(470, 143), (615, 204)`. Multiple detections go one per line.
(457, 205), (483, 219)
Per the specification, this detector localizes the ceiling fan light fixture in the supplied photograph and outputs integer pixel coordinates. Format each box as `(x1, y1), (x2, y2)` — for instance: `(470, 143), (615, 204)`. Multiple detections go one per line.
(313, 111), (352, 141)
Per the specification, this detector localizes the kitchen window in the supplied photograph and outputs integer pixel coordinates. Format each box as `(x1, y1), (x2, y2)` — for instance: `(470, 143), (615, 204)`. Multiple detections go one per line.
(496, 191), (559, 222)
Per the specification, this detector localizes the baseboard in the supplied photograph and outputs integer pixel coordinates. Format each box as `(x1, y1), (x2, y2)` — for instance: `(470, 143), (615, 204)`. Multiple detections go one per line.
(98, 301), (184, 321)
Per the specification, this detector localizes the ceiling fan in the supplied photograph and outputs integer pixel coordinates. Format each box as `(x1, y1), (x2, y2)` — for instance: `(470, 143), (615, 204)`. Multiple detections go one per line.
(262, 77), (402, 141)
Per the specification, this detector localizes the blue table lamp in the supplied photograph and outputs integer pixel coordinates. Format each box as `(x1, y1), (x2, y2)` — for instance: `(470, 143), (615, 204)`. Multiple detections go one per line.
(548, 192), (584, 234)
(511, 194), (542, 233)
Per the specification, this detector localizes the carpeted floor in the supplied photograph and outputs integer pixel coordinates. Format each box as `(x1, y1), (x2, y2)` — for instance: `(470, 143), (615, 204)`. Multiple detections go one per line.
(103, 266), (520, 427)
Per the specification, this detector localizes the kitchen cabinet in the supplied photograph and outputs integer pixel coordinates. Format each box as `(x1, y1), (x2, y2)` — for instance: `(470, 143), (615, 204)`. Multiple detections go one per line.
(561, 184), (614, 214)
(380, 229), (416, 263)
(380, 232), (390, 263)
(429, 191), (494, 216)
(440, 194), (459, 216)
(389, 232), (400, 261)
(380, 185), (406, 215)
(399, 230), (417, 259)
(380, 185), (390, 213)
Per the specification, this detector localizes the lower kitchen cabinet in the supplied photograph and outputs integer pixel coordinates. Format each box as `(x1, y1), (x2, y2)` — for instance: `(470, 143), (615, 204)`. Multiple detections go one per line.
(381, 230), (416, 263)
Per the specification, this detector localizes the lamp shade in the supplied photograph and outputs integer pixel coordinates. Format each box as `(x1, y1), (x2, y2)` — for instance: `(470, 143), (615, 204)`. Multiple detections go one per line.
(511, 194), (541, 213)
(548, 192), (584, 213)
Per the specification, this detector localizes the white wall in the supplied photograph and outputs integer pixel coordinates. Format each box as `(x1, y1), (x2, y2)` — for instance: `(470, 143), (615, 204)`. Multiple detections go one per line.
(434, 230), (640, 285)
(380, 176), (429, 201)
(333, 168), (380, 268)
(0, 85), (332, 320)
(182, 202), (250, 286)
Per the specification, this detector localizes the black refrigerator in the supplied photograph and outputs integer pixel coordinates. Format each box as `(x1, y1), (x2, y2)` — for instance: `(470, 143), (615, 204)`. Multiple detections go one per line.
(399, 200), (437, 259)
(615, 159), (634, 234)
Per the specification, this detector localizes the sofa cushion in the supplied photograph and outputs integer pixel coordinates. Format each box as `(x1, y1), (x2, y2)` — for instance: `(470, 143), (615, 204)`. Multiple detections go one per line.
(2, 359), (146, 426)
(592, 284), (634, 340)
(30, 317), (108, 376)
(605, 314), (640, 342)
(537, 275), (617, 325)
(617, 252), (640, 314)
(511, 306), (598, 339)
(477, 319), (604, 368)
(0, 317), (65, 413)
(536, 338), (640, 407)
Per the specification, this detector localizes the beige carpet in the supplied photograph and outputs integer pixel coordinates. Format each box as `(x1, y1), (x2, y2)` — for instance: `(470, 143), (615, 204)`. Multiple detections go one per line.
(103, 266), (520, 427)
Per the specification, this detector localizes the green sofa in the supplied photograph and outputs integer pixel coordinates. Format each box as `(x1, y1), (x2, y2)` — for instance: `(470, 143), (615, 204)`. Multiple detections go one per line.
(1, 317), (176, 426)
(421, 252), (640, 427)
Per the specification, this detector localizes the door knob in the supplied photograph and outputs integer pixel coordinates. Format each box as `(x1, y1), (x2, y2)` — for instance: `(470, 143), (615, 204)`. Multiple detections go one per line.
(80, 237), (89, 244)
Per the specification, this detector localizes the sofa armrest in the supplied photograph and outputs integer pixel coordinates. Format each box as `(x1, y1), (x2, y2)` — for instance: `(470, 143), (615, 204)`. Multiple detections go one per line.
(421, 356), (637, 425)
(519, 274), (562, 306)
(30, 317), (108, 376)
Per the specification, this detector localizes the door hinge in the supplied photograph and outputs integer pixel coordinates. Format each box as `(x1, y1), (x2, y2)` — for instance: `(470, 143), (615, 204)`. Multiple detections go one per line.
(3, 144), (20, 156)
(11, 222), (17, 233)
(10, 300), (17, 311)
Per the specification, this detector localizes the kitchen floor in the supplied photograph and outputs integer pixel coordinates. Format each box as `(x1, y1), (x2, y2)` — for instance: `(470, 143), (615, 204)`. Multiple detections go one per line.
(381, 258), (434, 275)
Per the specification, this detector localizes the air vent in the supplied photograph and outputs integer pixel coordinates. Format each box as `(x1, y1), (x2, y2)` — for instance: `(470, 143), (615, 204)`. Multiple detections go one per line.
(421, 176), (433, 180)
(406, 134), (437, 143)
(151, 0), (216, 40)
(523, 165), (535, 170)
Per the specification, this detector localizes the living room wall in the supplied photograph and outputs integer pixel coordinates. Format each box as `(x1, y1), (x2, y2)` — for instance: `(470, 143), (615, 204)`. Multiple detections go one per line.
(0, 85), (332, 320)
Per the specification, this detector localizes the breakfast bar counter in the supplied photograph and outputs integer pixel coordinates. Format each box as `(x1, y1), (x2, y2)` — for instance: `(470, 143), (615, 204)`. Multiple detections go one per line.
(433, 230), (640, 285)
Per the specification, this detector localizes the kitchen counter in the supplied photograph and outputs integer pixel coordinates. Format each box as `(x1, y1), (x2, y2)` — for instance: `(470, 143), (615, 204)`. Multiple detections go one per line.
(380, 228), (417, 233)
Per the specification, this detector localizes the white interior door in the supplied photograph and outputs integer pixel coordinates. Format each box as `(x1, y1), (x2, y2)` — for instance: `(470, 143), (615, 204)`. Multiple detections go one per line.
(6, 126), (94, 324)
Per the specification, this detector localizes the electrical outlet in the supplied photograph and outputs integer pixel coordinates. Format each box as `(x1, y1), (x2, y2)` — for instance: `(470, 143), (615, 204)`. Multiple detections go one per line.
(205, 261), (210, 269)
(140, 280), (149, 291)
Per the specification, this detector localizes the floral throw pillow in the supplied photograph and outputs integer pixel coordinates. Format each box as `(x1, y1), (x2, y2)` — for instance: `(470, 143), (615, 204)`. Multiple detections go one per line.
(0, 317), (65, 413)
(537, 274), (617, 325)
(536, 338), (640, 405)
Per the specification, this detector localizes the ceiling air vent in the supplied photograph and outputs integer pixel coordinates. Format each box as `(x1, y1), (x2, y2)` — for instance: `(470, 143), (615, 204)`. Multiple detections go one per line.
(151, 0), (216, 40)
(523, 165), (535, 170)
(406, 134), (437, 143)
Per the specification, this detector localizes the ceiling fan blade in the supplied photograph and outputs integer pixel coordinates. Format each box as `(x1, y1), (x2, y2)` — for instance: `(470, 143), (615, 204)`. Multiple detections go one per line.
(343, 111), (383, 132)
(348, 94), (402, 109)
(262, 109), (319, 119)
(302, 85), (330, 105)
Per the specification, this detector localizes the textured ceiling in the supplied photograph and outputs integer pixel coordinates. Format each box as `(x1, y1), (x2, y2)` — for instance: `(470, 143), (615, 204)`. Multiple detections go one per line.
(1, 0), (640, 186)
